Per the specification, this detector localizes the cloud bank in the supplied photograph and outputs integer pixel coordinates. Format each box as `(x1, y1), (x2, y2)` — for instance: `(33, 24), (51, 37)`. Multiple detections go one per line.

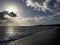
(0, 13), (60, 26)
(19, 13), (60, 26)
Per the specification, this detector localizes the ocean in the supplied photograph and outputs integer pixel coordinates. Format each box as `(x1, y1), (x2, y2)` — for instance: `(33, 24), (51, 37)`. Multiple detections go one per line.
(0, 25), (60, 45)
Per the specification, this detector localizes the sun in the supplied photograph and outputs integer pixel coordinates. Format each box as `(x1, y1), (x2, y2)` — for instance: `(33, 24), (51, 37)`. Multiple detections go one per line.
(4, 4), (18, 13)
(7, 6), (17, 12)
(6, 6), (17, 13)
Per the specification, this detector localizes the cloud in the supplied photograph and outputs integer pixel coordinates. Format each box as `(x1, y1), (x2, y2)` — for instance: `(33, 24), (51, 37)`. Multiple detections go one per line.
(10, 12), (60, 26)
(0, 12), (60, 26)
(19, 12), (60, 26)
(26, 0), (60, 12)
(0, 13), (60, 26)
(26, 0), (50, 11)
(56, 0), (60, 3)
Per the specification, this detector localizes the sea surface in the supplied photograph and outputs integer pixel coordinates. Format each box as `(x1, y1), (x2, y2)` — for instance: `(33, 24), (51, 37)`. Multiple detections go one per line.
(0, 26), (59, 45)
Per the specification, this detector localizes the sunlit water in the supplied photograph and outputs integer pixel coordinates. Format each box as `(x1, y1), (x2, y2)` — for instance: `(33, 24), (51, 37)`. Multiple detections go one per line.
(0, 26), (26, 45)
(0, 27), (25, 38)
(0, 26), (59, 45)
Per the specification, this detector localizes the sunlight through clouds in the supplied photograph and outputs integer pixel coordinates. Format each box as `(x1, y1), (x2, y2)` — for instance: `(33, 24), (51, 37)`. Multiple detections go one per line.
(0, 0), (60, 26)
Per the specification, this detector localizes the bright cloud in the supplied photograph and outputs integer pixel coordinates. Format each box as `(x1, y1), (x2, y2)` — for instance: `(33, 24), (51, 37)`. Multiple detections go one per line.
(26, 0), (60, 12)
(26, 0), (50, 11)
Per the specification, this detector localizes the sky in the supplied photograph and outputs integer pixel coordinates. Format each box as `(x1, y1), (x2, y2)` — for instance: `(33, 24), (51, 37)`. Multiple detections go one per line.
(0, 0), (60, 26)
